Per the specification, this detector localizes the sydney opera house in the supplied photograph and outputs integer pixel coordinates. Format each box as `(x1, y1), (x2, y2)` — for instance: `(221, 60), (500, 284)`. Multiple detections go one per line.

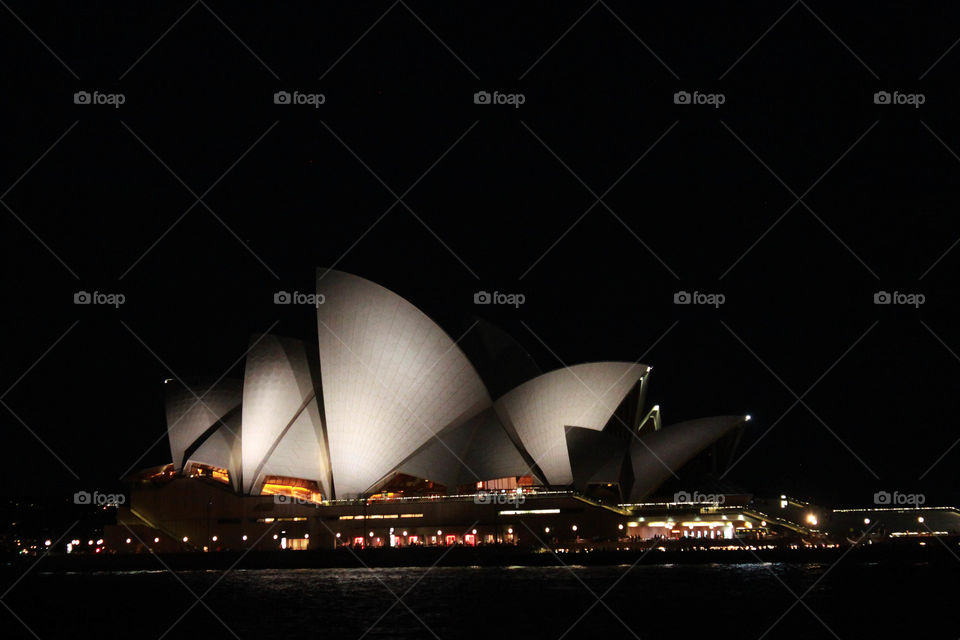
(111, 269), (751, 552)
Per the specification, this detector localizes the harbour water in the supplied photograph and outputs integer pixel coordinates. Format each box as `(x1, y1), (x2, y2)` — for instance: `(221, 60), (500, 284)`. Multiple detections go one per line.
(3, 562), (957, 638)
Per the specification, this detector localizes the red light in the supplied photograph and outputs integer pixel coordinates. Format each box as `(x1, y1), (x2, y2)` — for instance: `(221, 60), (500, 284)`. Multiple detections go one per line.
(464, 534), (476, 547)
(353, 537), (365, 548)
(95, 548), (101, 553)
(445, 535), (457, 546)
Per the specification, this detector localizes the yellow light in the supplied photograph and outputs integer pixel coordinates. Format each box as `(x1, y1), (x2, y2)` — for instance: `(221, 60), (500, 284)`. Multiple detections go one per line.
(864, 518), (870, 525)
(274, 534), (279, 540)
(806, 514), (818, 526)
(125, 538), (131, 544)
(507, 528), (513, 534)
(260, 482), (323, 504)
(211, 536), (218, 542)
(498, 509), (560, 515)
(572, 525), (578, 531)
(618, 524), (624, 530)
(544, 527), (550, 533)
(182, 536), (188, 542)
(918, 516), (925, 523)
(472, 529), (477, 534)
(242, 535), (248, 541)
(304, 534), (309, 539)
(335, 533), (340, 538)
(153, 537), (159, 543)
(369, 532), (374, 537)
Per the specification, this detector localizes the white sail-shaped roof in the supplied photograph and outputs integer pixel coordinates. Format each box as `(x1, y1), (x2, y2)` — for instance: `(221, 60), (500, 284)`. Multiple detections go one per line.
(493, 362), (647, 485)
(157, 270), (743, 504)
(240, 335), (331, 496)
(187, 413), (242, 492)
(165, 379), (242, 473)
(316, 269), (491, 497)
(392, 407), (531, 489)
(255, 396), (329, 491)
(628, 415), (747, 501)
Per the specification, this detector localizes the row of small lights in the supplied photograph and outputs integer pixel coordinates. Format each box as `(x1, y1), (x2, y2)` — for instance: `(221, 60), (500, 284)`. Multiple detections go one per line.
(121, 520), (773, 545)
(105, 519), (787, 547)
(339, 527), (516, 539)
(340, 514), (931, 540)
(862, 516), (925, 525)
(120, 533), (298, 544)
(60, 539), (105, 546)
(543, 525), (579, 534)
(103, 509), (894, 549)
(44, 513), (937, 551)
(111, 527), (526, 546)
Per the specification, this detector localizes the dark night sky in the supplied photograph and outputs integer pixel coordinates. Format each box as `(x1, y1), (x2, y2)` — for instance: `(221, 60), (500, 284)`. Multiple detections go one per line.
(2, 2), (959, 506)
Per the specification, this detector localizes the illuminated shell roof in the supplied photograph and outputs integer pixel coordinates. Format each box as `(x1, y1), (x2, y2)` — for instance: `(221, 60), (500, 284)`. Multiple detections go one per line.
(239, 334), (331, 496)
(628, 415), (747, 501)
(493, 362), (648, 486)
(161, 270), (742, 503)
(315, 269), (491, 497)
(165, 379), (241, 473)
